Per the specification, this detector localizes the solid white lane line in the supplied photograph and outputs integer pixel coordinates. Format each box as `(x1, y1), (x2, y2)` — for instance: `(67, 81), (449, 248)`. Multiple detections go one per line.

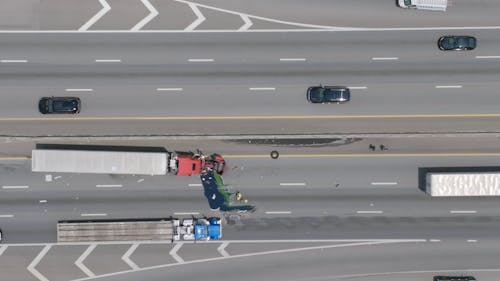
(81, 213), (107, 217)
(348, 86), (368, 90)
(217, 242), (230, 257)
(174, 212), (200, 215)
(372, 57), (398, 61)
(184, 2), (206, 31)
(0, 214), (14, 218)
(371, 182), (398, 186)
(169, 242), (185, 263)
(131, 0), (159, 31)
(188, 183), (202, 187)
(187, 58), (214, 62)
(450, 210), (477, 214)
(66, 88), (93, 92)
(467, 239), (477, 243)
(122, 243), (140, 270)
(249, 87), (276, 91)
(78, 0), (111, 31)
(265, 211), (292, 215)
(75, 244), (97, 277)
(279, 58), (306, 62)
(435, 85), (462, 89)
(157, 88), (183, 91)
(0, 59), (28, 63)
(476, 55), (500, 59)
(2, 185), (29, 189)
(429, 239), (441, 242)
(356, 210), (383, 214)
(27, 245), (51, 281)
(280, 182), (306, 186)
(39, 200), (47, 203)
(96, 184), (122, 188)
(95, 59), (121, 63)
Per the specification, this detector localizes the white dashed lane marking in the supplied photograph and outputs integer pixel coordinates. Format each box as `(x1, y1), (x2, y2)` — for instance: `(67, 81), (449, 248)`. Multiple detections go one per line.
(81, 213), (107, 217)
(372, 57), (398, 61)
(0, 59), (28, 63)
(95, 59), (121, 63)
(249, 87), (276, 91)
(66, 88), (93, 92)
(96, 184), (122, 188)
(435, 85), (462, 89)
(280, 182), (306, 186)
(279, 58), (306, 62)
(476, 55), (500, 59)
(157, 88), (183, 92)
(356, 210), (383, 214)
(2, 185), (29, 189)
(265, 211), (292, 215)
(187, 58), (214, 62)
(450, 210), (477, 214)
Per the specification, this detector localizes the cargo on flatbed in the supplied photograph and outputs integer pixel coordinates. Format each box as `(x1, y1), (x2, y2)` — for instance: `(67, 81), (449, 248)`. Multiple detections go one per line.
(57, 218), (222, 242)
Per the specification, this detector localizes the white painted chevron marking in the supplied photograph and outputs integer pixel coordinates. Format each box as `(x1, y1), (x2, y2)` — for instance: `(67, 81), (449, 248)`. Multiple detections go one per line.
(75, 244), (97, 277)
(239, 14), (253, 31)
(27, 245), (51, 281)
(122, 243), (140, 270)
(131, 0), (159, 31)
(169, 242), (184, 263)
(217, 242), (229, 257)
(79, 0), (111, 31)
(0, 245), (8, 256)
(174, 0), (337, 30)
(184, 3), (206, 31)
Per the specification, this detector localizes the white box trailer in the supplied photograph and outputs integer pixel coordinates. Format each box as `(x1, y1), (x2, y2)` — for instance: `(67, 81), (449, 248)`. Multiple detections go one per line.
(426, 172), (500, 196)
(398, 0), (447, 11)
(32, 149), (168, 175)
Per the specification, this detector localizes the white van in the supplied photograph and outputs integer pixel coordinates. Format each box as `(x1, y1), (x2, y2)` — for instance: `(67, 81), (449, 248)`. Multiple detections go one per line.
(398, 0), (447, 11)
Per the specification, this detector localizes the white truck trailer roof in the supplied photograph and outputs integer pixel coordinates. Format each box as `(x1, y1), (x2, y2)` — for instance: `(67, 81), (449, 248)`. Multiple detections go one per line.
(32, 149), (168, 175)
(426, 172), (500, 196)
(398, 0), (447, 11)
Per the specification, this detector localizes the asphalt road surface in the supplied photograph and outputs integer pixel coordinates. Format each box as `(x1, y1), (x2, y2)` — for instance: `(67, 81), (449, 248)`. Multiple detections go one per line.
(1, 31), (500, 136)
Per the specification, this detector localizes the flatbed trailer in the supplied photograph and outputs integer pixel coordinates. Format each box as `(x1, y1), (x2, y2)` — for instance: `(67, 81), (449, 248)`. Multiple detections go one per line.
(57, 218), (222, 242)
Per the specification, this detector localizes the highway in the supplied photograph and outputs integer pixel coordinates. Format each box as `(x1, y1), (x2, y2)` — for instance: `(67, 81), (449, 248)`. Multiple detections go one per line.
(1, 0), (500, 280)
(1, 31), (500, 136)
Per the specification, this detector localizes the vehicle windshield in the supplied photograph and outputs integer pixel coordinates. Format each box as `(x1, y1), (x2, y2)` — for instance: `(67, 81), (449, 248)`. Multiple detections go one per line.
(404, 0), (412, 5)
(309, 88), (325, 102)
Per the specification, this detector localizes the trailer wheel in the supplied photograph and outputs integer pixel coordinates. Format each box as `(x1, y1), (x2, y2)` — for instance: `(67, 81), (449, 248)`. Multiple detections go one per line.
(270, 150), (279, 159)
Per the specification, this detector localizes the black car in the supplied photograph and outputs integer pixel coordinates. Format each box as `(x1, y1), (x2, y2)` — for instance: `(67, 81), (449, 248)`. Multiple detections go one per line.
(307, 86), (350, 104)
(39, 97), (81, 114)
(438, 36), (477, 51)
(433, 276), (477, 281)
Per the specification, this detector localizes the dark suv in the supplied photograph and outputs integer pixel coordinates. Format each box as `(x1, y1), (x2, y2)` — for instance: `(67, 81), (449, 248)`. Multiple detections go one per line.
(39, 97), (81, 114)
(307, 86), (350, 104)
(433, 276), (477, 281)
(438, 36), (476, 51)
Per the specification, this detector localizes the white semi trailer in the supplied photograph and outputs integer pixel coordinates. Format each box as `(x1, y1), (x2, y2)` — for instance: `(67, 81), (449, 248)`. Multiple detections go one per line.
(426, 172), (500, 196)
(398, 0), (448, 11)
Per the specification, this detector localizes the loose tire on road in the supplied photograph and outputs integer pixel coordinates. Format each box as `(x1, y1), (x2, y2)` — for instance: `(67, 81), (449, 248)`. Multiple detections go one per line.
(270, 150), (279, 159)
